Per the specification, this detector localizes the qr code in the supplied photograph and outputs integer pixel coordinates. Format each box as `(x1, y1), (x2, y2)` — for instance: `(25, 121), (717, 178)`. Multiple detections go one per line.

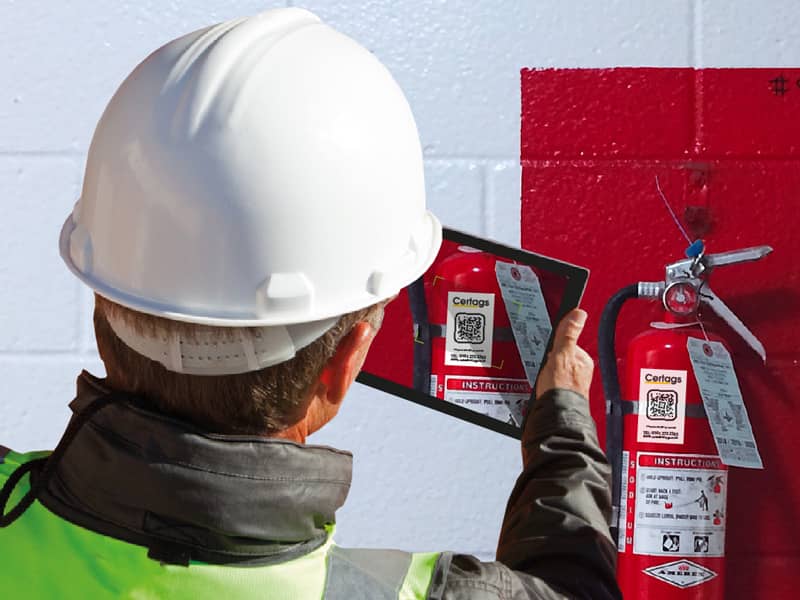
(646, 390), (678, 421)
(454, 312), (485, 343)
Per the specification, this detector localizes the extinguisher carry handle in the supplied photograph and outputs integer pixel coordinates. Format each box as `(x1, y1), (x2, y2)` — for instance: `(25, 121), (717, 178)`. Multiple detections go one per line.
(665, 245), (772, 283)
(704, 245), (773, 269)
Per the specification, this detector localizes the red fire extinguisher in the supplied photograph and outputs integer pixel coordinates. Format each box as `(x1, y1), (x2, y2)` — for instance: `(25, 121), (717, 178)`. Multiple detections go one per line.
(408, 245), (544, 427)
(599, 241), (771, 598)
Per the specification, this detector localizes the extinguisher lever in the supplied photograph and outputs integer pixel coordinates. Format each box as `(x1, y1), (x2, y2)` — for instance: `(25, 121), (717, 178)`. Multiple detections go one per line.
(700, 285), (767, 362)
(665, 245), (773, 283)
(704, 245), (773, 270)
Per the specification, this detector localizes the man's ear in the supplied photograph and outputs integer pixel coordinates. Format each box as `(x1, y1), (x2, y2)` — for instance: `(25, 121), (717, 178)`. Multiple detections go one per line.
(316, 321), (375, 406)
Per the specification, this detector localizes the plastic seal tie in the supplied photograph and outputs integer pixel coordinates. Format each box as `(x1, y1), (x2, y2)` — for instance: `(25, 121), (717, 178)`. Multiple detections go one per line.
(240, 330), (261, 372)
(168, 331), (184, 373)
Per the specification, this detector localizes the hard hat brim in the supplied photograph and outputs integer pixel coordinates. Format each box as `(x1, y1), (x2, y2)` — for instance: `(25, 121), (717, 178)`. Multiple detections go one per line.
(60, 209), (442, 328)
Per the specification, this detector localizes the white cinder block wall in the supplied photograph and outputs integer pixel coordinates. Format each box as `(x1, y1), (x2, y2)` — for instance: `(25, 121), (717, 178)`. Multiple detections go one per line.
(2, 0), (797, 559)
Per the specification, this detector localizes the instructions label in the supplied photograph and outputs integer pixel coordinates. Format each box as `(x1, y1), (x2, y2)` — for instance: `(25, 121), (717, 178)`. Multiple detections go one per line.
(494, 262), (553, 386)
(686, 338), (764, 469)
(637, 369), (687, 444)
(444, 291), (495, 367)
(443, 376), (531, 426)
(631, 452), (727, 557)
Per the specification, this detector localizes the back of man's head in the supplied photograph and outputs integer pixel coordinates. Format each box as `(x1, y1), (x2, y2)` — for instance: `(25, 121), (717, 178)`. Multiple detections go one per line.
(93, 295), (384, 435)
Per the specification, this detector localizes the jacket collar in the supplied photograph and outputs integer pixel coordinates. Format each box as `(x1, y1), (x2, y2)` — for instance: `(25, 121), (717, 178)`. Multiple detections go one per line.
(38, 371), (353, 565)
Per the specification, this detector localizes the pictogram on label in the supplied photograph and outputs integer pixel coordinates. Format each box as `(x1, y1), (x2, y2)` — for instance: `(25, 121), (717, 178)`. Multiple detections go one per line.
(629, 452), (727, 558)
(643, 559), (717, 588)
(636, 369), (687, 444)
(443, 375), (531, 426)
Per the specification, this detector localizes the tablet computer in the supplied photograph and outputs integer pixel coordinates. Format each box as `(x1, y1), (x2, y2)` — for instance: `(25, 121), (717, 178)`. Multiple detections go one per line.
(356, 227), (589, 439)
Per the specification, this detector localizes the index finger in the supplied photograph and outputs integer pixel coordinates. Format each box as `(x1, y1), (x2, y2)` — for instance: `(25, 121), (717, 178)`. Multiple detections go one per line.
(552, 308), (588, 351)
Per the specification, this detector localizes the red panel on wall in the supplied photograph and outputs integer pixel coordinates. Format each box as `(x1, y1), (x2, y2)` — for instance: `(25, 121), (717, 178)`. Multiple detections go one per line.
(521, 68), (800, 599)
(521, 68), (695, 159)
(699, 68), (800, 157)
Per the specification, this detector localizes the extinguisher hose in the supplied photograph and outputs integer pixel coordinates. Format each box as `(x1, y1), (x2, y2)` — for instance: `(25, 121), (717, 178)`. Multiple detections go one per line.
(598, 283), (639, 547)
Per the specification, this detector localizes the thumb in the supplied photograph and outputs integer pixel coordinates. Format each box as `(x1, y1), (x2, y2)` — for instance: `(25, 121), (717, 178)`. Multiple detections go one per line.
(552, 309), (587, 351)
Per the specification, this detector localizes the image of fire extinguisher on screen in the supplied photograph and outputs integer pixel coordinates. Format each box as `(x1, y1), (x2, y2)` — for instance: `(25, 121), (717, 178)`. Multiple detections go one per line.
(600, 240), (771, 598)
(408, 246), (553, 427)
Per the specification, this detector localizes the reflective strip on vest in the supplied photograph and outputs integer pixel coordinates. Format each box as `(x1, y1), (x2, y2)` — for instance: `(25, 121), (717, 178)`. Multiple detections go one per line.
(326, 547), (411, 598)
(0, 450), (439, 599)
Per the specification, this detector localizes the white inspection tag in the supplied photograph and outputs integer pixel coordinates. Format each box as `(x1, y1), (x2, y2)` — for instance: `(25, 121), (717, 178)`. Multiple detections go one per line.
(494, 262), (553, 387)
(686, 338), (763, 469)
(444, 291), (494, 367)
(637, 369), (687, 445)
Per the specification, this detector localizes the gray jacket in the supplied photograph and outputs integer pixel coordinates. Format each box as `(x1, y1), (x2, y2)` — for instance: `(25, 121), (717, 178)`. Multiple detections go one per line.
(4, 373), (620, 599)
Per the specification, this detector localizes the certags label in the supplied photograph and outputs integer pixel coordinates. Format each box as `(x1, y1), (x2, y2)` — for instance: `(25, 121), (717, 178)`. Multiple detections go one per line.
(637, 369), (687, 445)
(444, 291), (495, 367)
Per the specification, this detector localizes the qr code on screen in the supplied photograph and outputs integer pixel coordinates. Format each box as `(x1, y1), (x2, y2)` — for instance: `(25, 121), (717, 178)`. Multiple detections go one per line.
(646, 390), (678, 421)
(454, 313), (485, 344)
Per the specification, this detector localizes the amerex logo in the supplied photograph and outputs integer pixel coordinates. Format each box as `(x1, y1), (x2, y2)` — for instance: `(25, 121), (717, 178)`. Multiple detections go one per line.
(643, 559), (717, 588)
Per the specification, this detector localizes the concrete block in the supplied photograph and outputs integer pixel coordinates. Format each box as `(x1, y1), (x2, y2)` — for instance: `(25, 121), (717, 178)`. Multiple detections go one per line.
(699, 0), (800, 67)
(425, 160), (485, 235)
(0, 356), (105, 451)
(698, 68), (800, 157)
(311, 381), (521, 554)
(0, 1), (288, 151)
(522, 68), (695, 160)
(0, 157), (81, 351)
(486, 162), (521, 247)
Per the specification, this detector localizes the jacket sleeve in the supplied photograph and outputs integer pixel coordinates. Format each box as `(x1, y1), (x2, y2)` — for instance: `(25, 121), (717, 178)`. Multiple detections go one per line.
(429, 388), (622, 600)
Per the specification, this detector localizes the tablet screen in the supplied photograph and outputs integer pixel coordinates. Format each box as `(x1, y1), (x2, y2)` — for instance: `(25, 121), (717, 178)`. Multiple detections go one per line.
(357, 228), (588, 438)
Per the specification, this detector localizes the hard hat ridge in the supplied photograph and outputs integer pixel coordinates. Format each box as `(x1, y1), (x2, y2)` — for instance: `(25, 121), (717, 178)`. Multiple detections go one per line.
(162, 9), (323, 139)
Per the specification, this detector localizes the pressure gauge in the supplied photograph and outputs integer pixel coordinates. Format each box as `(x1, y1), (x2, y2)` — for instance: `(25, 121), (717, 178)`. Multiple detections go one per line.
(663, 281), (700, 316)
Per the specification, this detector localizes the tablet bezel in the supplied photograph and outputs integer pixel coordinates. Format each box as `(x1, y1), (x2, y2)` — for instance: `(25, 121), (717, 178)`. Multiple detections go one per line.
(356, 227), (589, 439)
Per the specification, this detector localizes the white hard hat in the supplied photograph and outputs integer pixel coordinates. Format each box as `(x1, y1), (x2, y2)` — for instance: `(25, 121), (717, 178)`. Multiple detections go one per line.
(59, 8), (442, 374)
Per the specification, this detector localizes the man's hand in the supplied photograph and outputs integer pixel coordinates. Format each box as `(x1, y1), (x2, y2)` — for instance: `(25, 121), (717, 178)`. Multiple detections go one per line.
(535, 308), (593, 399)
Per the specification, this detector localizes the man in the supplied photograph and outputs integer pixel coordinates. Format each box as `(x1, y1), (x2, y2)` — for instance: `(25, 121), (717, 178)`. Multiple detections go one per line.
(0, 8), (620, 599)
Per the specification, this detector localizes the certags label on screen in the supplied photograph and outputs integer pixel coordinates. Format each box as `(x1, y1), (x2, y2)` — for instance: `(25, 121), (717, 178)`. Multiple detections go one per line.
(445, 291), (495, 367)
